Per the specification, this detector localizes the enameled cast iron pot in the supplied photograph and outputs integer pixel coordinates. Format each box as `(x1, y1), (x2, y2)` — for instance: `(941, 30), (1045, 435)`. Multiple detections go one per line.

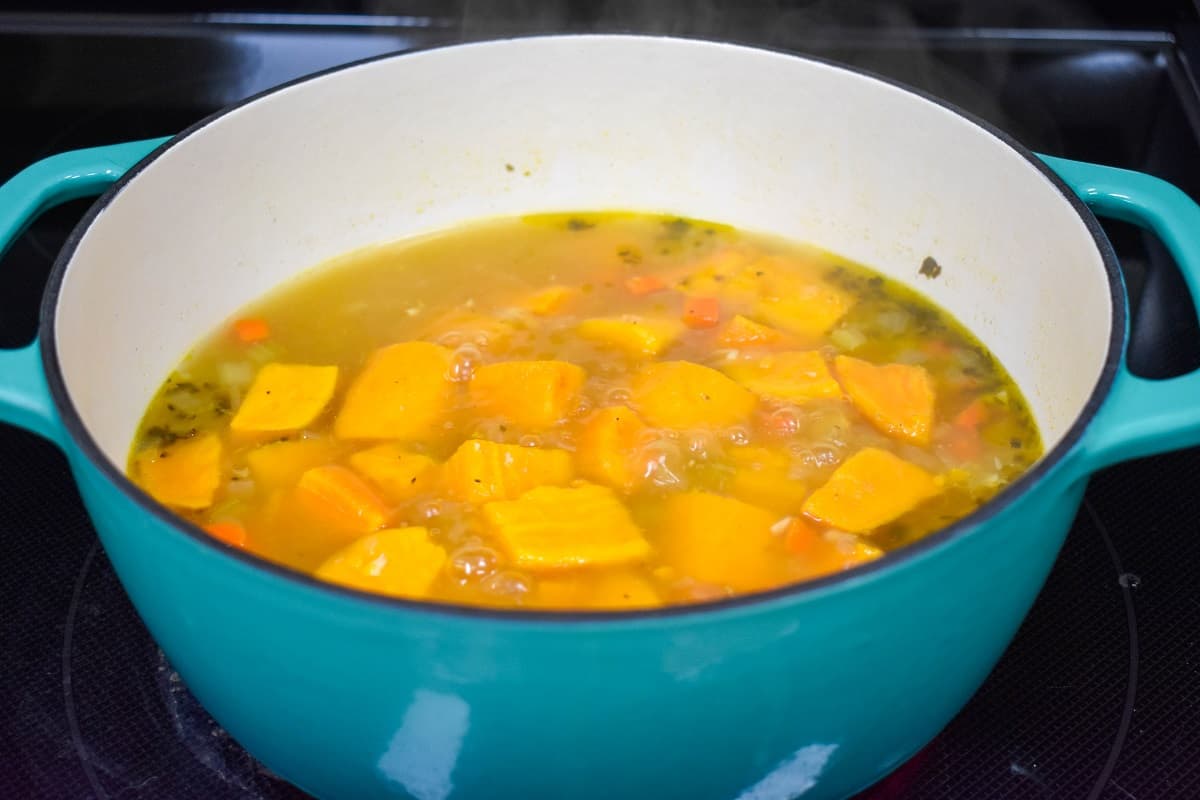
(3, 36), (1200, 800)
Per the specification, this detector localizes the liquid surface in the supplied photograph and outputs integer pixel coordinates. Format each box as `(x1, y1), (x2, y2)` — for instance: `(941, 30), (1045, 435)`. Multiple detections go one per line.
(128, 213), (1042, 610)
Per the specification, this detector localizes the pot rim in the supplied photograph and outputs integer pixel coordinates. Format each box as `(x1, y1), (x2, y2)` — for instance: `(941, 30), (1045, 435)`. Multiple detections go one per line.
(37, 33), (1125, 623)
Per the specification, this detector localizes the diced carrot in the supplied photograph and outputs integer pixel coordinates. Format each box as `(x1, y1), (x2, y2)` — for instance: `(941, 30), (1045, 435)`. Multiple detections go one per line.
(335, 342), (454, 441)
(953, 398), (989, 430)
(233, 317), (270, 343)
(718, 315), (784, 346)
(229, 363), (339, 434)
(577, 316), (683, 358)
(134, 433), (223, 510)
(783, 517), (822, 555)
(349, 444), (439, 503)
(724, 351), (842, 403)
(834, 355), (935, 445)
(294, 464), (390, 534)
(522, 285), (576, 315)
(575, 405), (649, 491)
(468, 360), (587, 430)
(533, 570), (662, 610)
(624, 275), (667, 296)
(682, 296), (721, 329)
(655, 491), (786, 591)
(204, 521), (248, 548)
(631, 361), (757, 429)
(482, 483), (650, 571)
(315, 527), (447, 599)
(802, 447), (941, 533)
(728, 446), (806, 513)
(943, 426), (984, 462)
(245, 437), (339, 490)
(783, 519), (876, 579)
(923, 338), (954, 359)
(442, 439), (572, 503)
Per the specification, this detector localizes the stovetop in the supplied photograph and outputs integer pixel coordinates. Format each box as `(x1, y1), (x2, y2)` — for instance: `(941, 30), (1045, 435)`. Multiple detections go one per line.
(2, 6), (1200, 799)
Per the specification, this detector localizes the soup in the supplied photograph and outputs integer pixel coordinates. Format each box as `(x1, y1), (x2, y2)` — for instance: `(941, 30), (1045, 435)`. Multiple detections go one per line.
(127, 213), (1041, 610)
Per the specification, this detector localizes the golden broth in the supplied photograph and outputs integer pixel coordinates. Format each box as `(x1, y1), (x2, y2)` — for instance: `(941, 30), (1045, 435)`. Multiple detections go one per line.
(128, 213), (1041, 609)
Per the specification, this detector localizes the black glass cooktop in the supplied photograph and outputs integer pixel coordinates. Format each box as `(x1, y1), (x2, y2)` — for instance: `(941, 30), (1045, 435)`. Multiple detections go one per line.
(2, 6), (1199, 799)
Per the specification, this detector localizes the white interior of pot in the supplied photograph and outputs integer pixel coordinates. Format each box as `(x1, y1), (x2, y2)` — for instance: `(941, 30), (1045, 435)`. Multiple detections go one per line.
(55, 35), (1113, 466)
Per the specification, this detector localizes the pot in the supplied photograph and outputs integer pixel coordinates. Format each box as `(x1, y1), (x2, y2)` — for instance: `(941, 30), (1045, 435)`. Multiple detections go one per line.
(2, 35), (1199, 800)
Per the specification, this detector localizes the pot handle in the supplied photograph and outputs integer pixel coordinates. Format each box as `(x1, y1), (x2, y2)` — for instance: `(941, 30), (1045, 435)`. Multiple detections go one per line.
(0, 138), (169, 446)
(1041, 154), (1200, 473)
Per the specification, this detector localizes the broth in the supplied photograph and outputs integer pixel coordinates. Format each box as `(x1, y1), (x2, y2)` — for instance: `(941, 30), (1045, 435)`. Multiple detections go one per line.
(127, 213), (1041, 610)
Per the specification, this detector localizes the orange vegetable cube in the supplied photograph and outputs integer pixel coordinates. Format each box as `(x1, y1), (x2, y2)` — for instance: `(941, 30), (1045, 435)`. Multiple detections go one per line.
(134, 433), (223, 510)
(442, 439), (573, 503)
(229, 363), (339, 434)
(468, 360), (586, 429)
(294, 464), (391, 534)
(315, 527), (447, 599)
(534, 570), (662, 610)
(728, 446), (806, 513)
(577, 316), (683, 358)
(682, 296), (721, 329)
(575, 405), (650, 491)
(204, 521), (248, 548)
(835, 355), (935, 445)
(523, 285), (576, 315)
(624, 275), (667, 296)
(724, 351), (842, 403)
(758, 279), (854, 338)
(655, 491), (785, 591)
(718, 315), (784, 346)
(245, 437), (339, 490)
(482, 483), (650, 571)
(335, 342), (454, 441)
(422, 309), (515, 352)
(348, 444), (439, 503)
(802, 447), (940, 533)
(233, 317), (270, 343)
(631, 361), (756, 428)
(678, 248), (761, 299)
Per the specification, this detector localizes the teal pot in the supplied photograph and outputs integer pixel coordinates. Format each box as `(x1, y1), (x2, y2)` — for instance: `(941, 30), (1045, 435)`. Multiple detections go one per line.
(3, 36), (1200, 800)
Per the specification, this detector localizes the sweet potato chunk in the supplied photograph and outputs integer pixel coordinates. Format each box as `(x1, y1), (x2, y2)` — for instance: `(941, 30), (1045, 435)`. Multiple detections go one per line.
(655, 491), (785, 591)
(577, 316), (683, 357)
(245, 437), (339, 491)
(442, 439), (572, 503)
(522, 285), (576, 315)
(534, 570), (662, 610)
(802, 447), (940, 533)
(718, 315), (785, 346)
(724, 351), (842, 403)
(835, 355), (935, 445)
(728, 446), (806, 514)
(575, 405), (650, 491)
(294, 464), (390, 534)
(631, 361), (756, 429)
(757, 279), (854, 338)
(422, 309), (515, 352)
(229, 363), (338, 434)
(335, 342), (454, 441)
(348, 444), (439, 504)
(469, 360), (586, 430)
(134, 432), (223, 510)
(315, 527), (447, 599)
(482, 483), (650, 571)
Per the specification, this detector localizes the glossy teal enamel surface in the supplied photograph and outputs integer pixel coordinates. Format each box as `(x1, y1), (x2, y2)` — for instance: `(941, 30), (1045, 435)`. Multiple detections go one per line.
(0, 138), (167, 445)
(1041, 155), (1200, 473)
(1, 143), (1199, 799)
